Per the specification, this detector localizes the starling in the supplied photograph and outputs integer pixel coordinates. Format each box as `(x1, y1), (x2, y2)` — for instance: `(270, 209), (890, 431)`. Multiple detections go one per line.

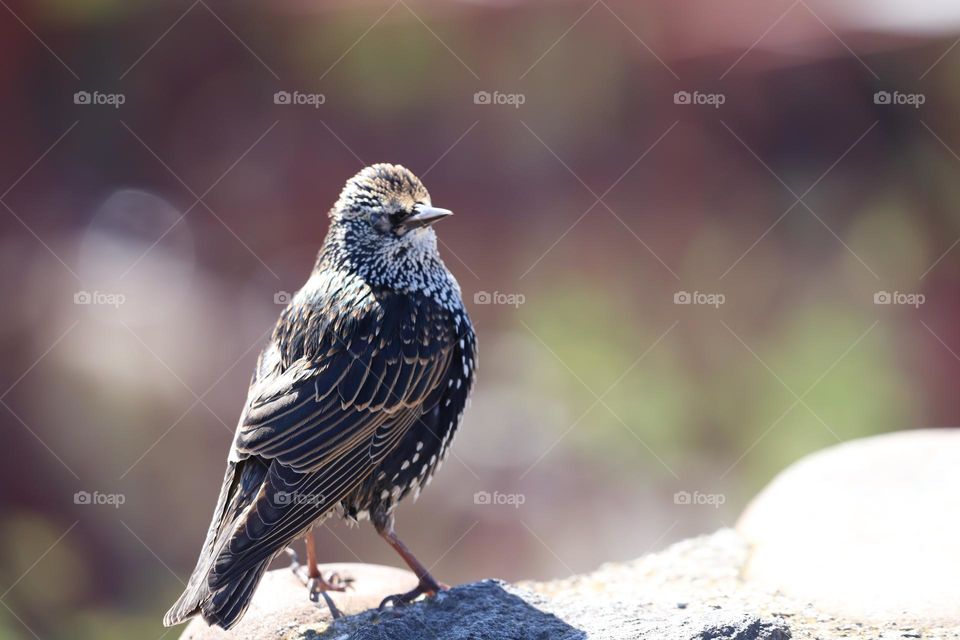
(163, 163), (477, 629)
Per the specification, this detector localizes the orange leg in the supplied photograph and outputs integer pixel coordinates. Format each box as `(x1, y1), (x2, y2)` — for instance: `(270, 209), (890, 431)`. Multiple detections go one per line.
(375, 521), (449, 608)
(302, 530), (349, 593)
(287, 529), (349, 619)
(304, 530), (321, 580)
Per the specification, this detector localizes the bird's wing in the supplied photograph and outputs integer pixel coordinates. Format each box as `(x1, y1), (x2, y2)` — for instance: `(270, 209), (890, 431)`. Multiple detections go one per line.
(208, 290), (460, 585)
(234, 289), (457, 471)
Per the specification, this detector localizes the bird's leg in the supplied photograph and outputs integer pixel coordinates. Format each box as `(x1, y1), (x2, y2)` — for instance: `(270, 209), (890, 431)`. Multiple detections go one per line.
(302, 530), (350, 595)
(288, 530), (351, 619)
(375, 519), (449, 609)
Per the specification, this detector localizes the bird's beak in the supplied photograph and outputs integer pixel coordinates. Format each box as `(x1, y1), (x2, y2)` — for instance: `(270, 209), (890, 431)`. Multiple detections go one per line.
(404, 206), (453, 229)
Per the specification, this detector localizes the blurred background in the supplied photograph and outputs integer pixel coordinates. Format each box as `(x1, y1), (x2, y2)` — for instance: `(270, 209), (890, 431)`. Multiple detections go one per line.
(2, 0), (960, 637)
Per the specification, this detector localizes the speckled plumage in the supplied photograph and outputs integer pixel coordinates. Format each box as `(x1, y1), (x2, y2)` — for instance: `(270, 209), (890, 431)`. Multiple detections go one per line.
(164, 164), (476, 630)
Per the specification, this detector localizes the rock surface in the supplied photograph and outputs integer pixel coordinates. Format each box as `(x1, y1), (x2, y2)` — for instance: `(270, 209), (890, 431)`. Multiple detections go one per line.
(179, 543), (792, 640)
(531, 528), (957, 640)
(177, 563), (420, 639)
(177, 430), (960, 639)
(178, 528), (959, 640)
(738, 428), (960, 624)
(303, 578), (790, 640)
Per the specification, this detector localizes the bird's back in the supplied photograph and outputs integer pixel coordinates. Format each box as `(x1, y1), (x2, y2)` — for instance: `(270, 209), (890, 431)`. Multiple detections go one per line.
(165, 265), (475, 629)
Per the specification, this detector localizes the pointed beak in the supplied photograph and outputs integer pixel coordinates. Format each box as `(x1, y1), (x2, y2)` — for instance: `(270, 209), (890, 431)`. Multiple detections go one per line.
(404, 205), (453, 229)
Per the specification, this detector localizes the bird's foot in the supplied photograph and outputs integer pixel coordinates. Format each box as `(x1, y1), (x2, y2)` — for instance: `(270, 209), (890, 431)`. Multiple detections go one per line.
(308, 572), (352, 596)
(302, 571), (352, 619)
(286, 548), (353, 618)
(307, 572), (353, 620)
(378, 576), (447, 610)
(313, 588), (344, 620)
(288, 550), (353, 593)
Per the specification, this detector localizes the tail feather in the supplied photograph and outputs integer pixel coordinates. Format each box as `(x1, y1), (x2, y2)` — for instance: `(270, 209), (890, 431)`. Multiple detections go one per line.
(163, 459), (270, 629)
(202, 558), (272, 628)
(164, 557), (272, 630)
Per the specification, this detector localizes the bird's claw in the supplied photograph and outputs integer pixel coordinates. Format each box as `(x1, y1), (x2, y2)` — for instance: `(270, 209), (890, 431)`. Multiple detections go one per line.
(311, 587), (344, 619)
(301, 573), (351, 619)
(378, 594), (408, 610)
(307, 573), (351, 597)
(289, 552), (353, 595)
(327, 572), (355, 589)
(289, 552), (352, 621)
(378, 578), (446, 610)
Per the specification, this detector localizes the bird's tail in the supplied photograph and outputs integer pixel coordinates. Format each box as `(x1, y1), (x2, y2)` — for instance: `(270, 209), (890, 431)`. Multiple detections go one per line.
(165, 557), (272, 629)
(164, 556), (272, 630)
(163, 459), (272, 630)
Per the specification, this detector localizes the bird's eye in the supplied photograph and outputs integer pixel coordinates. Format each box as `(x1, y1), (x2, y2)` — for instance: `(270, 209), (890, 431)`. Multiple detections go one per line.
(370, 211), (394, 233)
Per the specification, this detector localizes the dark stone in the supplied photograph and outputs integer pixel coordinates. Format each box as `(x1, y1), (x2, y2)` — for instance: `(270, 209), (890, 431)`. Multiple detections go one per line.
(310, 580), (585, 640)
(302, 579), (791, 640)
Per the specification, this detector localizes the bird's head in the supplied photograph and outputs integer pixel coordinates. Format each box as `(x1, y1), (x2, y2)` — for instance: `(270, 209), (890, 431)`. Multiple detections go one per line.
(323, 164), (456, 290)
(331, 163), (451, 240)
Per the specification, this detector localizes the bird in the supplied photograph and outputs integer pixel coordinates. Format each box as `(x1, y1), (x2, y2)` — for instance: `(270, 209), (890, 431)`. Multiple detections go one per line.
(163, 163), (477, 630)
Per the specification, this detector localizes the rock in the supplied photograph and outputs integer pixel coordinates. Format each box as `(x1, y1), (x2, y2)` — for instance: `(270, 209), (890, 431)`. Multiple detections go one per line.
(314, 579), (789, 640)
(305, 581), (586, 640)
(177, 563), (420, 639)
(177, 526), (959, 639)
(177, 430), (960, 640)
(526, 528), (956, 639)
(737, 428), (960, 625)
(529, 587), (791, 640)
(179, 535), (790, 640)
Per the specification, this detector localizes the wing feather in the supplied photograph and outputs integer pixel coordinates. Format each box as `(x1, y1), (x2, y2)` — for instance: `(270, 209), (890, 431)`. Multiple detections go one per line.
(209, 288), (460, 587)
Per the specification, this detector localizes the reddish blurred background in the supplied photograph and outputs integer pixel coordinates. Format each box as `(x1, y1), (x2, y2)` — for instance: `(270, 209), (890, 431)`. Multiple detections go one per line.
(1, 1), (959, 637)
